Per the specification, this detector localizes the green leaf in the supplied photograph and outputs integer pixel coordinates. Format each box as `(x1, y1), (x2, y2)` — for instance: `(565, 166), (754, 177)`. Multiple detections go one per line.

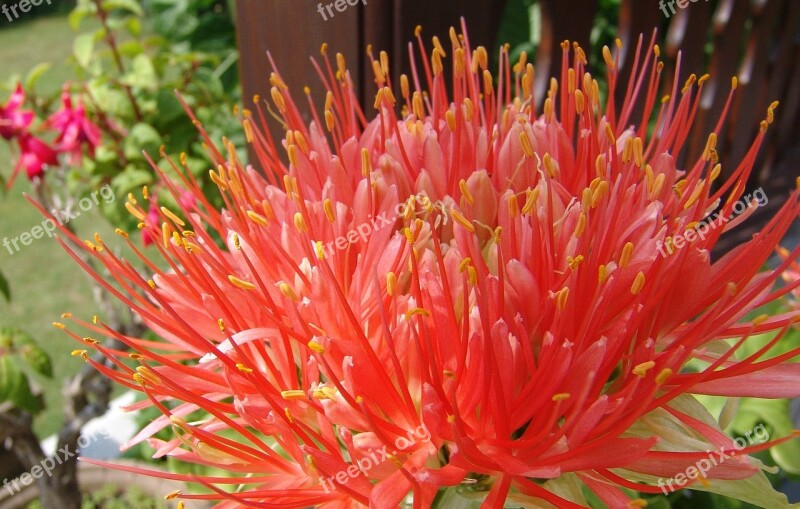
(24, 63), (52, 91)
(121, 54), (157, 89)
(68, 3), (95, 31)
(125, 16), (142, 37)
(123, 123), (163, 160)
(102, 0), (144, 16)
(0, 354), (41, 413)
(0, 269), (9, 302)
(19, 343), (53, 379)
(111, 165), (153, 196)
(73, 32), (96, 69)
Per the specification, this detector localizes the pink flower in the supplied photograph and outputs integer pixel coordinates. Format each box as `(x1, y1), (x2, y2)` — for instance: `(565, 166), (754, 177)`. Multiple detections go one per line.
(0, 83), (34, 140)
(45, 84), (101, 164)
(141, 201), (160, 247)
(9, 133), (58, 188)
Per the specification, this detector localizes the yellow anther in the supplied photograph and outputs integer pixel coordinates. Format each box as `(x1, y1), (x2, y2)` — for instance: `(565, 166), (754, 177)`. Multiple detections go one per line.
(71, 349), (87, 357)
(450, 210), (475, 232)
(632, 361), (655, 377)
(125, 202), (146, 222)
(543, 153), (558, 177)
(114, 228), (129, 239)
(574, 89), (585, 114)
(165, 490), (182, 500)
(293, 212), (308, 233)
(278, 282), (299, 301)
(731, 76), (738, 90)
(519, 131), (534, 158)
(552, 393), (571, 402)
(752, 314), (769, 325)
(553, 287), (569, 310)
(445, 110), (456, 132)
(314, 241), (326, 261)
(567, 255), (584, 270)
(619, 242), (634, 268)
(574, 212), (587, 238)
(386, 271), (397, 296)
(147, 279), (156, 289)
(136, 366), (162, 384)
(361, 148), (371, 177)
(270, 86), (286, 113)
(628, 499), (648, 508)
(281, 390), (307, 400)
(160, 207), (185, 227)
(602, 45), (614, 68)
(217, 318), (225, 331)
(307, 341), (325, 354)
(508, 194), (519, 218)
(229, 275), (256, 291)
(522, 188), (539, 215)
(458, 258), (472, 272)
(598, 264), (609, 284)
(53, 322), (66, 329)
(591, 181), (609, 207)
(631, 272), (646, 295)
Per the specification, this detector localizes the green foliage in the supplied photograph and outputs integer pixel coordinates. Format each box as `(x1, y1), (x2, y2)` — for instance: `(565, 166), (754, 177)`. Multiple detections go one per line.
(27, 482), (160, 509)
(41, 0), (242, 231)
(0, 327), (52, 414)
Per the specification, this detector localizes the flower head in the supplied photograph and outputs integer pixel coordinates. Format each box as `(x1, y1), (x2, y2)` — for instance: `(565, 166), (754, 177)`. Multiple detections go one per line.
(53, 25), (800, 508)
(45, 84), (101, 164)
(11, 132), (58, 187)
(0, 83), (34, 140)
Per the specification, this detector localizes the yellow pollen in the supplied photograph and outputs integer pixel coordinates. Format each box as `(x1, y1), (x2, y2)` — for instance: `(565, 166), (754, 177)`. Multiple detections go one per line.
(682, 73), (697, 94)
(114, 228), (128, 239)
(125, 202), (146, 222)
(245, 210), (268, 226)
(400, 74), (410, 99)
(683, 181), (706, 210)
(160, 206), (185, 227)
(604, 123), (615, 145)
(450, 210), (475, 232)
(432, 50), (444, 76)
(543, 153), (558, 177)
(553, 287), (569, 310)
(633, 137), (644, 167)
(632, 361), (655, 377)
(619, 242), (634, 268)
(61, 312), (72, 319)
(132, 373), (145, 385)
(552, 393), (570, 402)
(709, 163), (722, 182)
(445, 110), (456, 132)
(147, 279), (156, 289)
(293, 212), (308, 233)
(631, 272), (646, 295)
(92, 315), (98, 324)
(483, 69), (494, 96)
(698, 74), (710, 85)
(308, 240), (325, 262)
(335, 52), (346, 75)
(355, 395), (364, 404)
(522, 188), (539, 215)
(209, 169), (227, 191)
(165, 490), (181, 500)
(463, 97), (474, 121)
(136, 366), (161, 384)
(574, 89), (585, 114)
(82, 337), (98, 345)
(543, 97), (554, 122)
(406, 307), (431, 319)
(129, 353), (143, 360)
(53, 322), (66, 329)
(508, 194), (519, 218)
(278, 282), (299, 301)
(622, 137), (633, 164)
(386, 271), (397, 296)
(467, 266), (477, 286)
(703, 133), (717, 161)
(459, 179), (474, 206)
(653, 44), (661, 57)
(228, 275), (256, 291)
(361, 148), (371, 177)
(598, 264), (609, 284)
(519, 131), (534, 158)
(324, 110), (335, 132)
(281, 390), (307, 400)
(591, 181), (609, 208)
(628, 499), (648, 508)
(731, 76), (738, 90)
(161, 222), (171, 249)
(217, 318), (225, 332)
(270, 86), (286, 113)
(447, 415), (456, 424)
(574, 212), (587, 237)
(313, 386), (336, 399)
(71, 349), (87, 357)
(307, 341), (325, 354)
(752, 314), (769, 325)
(602, 45), (614, 68)
(287, 144), (299, 168)
(567, 255), (584, 270)
(127, 192), (137, 205)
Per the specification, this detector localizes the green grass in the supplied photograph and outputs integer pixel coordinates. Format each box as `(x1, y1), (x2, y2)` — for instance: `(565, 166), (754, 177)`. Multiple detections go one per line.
(0, 14), (125, 438)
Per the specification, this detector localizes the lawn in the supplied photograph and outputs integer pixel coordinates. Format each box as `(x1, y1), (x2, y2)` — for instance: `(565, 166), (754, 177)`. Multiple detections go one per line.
(0, 14), (126, 438)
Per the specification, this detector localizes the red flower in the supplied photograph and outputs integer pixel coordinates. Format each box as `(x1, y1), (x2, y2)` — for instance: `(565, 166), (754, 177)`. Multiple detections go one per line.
(0, 83), (34, 140)
(45, 84), (101, 164)
(9, 133), (58, 188)
(51, 26), (800, 508)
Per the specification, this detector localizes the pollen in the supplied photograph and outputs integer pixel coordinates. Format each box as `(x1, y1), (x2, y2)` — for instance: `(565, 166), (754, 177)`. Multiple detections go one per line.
(450, 210), (475, 232)
(553, 287), (569, 311)
(136, 366), (162, 384)
(519, 131), (534, 158)
(229, 275), (256, 291)
(631, 272), (646, 295)
(307, 341), (325, 354)
(293, 212), (308, 233)
(552, 393), (571, 401)
(656, 368), (673, 385)
(278, 282), (299, 301)
(628, 499), (648, 508)
(165, 491), (182, 500)
(52, 322), (66, 329)
(632, 361), (655, 377)
(281, 390), (307, 400)
(386, 271), (397, 296)
(125, 202), (146, 222)
(619, 242), (634, 268)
